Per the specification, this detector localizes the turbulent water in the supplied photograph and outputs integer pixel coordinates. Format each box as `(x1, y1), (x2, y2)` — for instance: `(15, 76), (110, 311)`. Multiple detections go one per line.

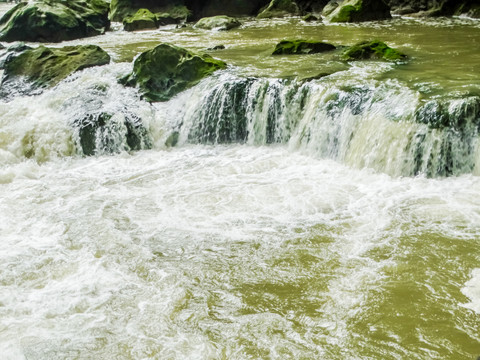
(1, 4), (480, 359)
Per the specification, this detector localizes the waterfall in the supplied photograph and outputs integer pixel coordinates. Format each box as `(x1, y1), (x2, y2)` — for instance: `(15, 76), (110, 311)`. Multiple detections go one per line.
(1, 66), (479, 177)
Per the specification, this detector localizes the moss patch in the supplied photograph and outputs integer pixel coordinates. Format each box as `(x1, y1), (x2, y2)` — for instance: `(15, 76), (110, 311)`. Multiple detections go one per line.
(123, 8), (157, 31)
(2, 44), (110, 90)
(194, 15), (241, 30)
(0, 0), (110, 42)
(342, 40), (406, 61)
(122, 43), (226, 102)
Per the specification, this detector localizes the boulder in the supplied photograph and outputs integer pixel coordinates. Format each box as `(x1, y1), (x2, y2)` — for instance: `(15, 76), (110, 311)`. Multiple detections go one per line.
(272, 40), (336, 55)
(110, 0), (190, 22)
(342, 40), (406, 61)
(0, 0), (110, 43)
(1, 45), (110, 93)
(387, 0), (480, 18)
(123, 8), (157, 31)
(76, 111), (151, 155)
(121, 43), (226, 102)
(257, 0), (300, 18)
(194, 15), (241, 30)
(327, 0), (391, 22)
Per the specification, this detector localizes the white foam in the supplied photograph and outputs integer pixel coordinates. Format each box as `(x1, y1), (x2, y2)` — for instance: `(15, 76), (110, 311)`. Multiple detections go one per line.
(462, 269), (480, 314)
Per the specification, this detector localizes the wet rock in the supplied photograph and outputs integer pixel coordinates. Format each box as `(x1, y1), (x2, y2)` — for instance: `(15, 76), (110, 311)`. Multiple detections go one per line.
(123, 8), (158, 31)
(194, 15), (241, 30)
(387, 0), (480, 18)
(0, 0), (110, 42)
(257, 0), (300, 18)
(272, 39), (336, 55)
(327, 0), (391, 22)
(76, 111), (151, 155)
(121, 43), (226, 102)
(110, 0), (190, 22)
(207, 45), (226, 50)
(1, 45), (110, 93)
(302, 13), (319, 21)
(342, 40), (406, 61)
(322, 0), (340, 16)
(0, 42), (32, 69)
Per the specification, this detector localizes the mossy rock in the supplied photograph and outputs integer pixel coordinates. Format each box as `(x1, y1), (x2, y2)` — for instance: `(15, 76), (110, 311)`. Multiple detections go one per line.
(1, 44), (111, 92)
(194, 15), (241, 30)
(257, 0), (300, 18)
(110, 0), (190, 22)
(121, 43), (227, 102)
(272, 40), (336, 55)
(0, 0), (110, 42)
(342, 40), (406, 61)
(327, 0), (391, 22)
(123, 8), (157, 31)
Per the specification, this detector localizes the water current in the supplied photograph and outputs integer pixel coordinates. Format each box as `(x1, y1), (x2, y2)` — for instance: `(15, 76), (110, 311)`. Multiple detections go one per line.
(0, 3), (479, 359)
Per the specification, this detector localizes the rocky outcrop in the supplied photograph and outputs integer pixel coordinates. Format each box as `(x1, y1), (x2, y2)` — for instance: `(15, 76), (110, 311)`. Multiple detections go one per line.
(123, 8), (157, 31)
(1, 45), (110, 94)
(257, 0), (300, 18)
(327, 0), (391, 22)
(0, 0), (110, 42)
(194, 16), (241, 30)
(388, 0), (480, 17)
(342, 40), (406, 61)
(272, 40), (336, 54)
(121, 43), (227, 102)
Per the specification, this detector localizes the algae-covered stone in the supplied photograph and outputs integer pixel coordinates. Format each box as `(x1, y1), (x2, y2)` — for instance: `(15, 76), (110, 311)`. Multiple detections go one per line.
(194, 15), (241, 30)
(2, 45), (111, 92)
(0, 0), (110, 42)
(123, 8), (157, 31)
(257, 0), (300, 18)
(272, 40), (336, 55)
(327, 0), (391, 22)
(122, 43), (227, 102)
(342, 40), (406, 61)
(110, 0), (190, 22)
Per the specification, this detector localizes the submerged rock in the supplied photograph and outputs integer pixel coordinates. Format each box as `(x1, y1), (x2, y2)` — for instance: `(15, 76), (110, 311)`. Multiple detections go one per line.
(272, 40), (336, 55)
(76, 111), (151, 156)
(0, 0), (110, 42)
(121, 43), (227, 102)
(1, 45), (110, 93)
(342, 40), (406, 61)
(123, 8), (157, 31)
(327, 0), (391, 22)
(257, 0), (300, 18)
(194, 15), (241, 30)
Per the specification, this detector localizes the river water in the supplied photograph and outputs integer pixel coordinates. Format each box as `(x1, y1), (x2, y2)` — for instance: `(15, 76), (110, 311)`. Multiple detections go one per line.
(0, 4), (480, 359)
